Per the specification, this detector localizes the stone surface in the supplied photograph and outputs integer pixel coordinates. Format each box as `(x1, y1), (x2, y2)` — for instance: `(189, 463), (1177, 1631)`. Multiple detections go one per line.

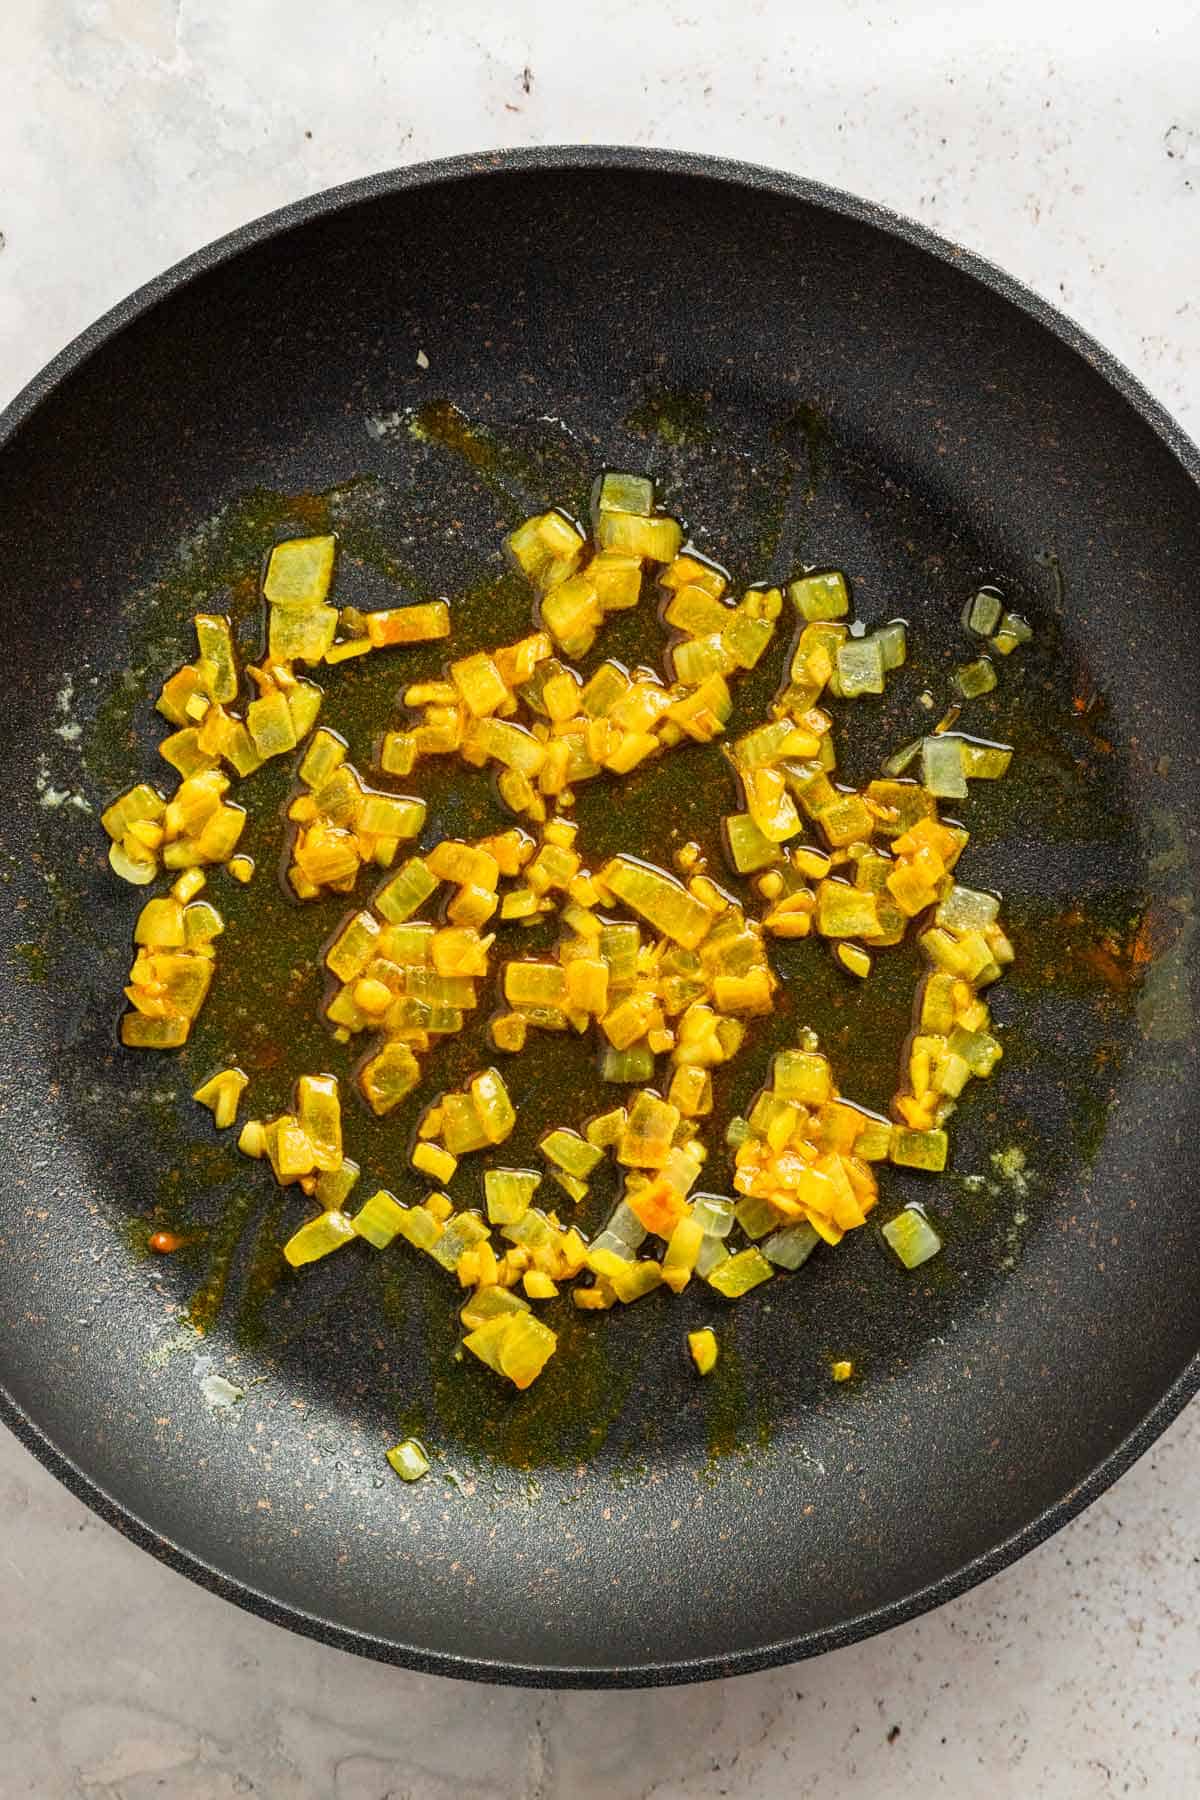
(1, 1), (1198, 1794)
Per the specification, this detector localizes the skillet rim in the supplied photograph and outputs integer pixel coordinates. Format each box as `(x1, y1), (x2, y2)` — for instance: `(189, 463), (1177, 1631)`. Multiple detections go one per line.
(1, 144), (1197, 1688)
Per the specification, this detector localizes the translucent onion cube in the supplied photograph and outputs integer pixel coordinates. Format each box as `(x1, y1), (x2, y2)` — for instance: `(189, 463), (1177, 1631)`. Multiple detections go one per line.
(761, 1222), (821, 1269)
(269, 603), (338, 666)
(386, 1439), (430, 1481)
(890, 1127), (949, 1172)
(595, 511), (682, 562)
(497, 1314), (557, 1387)
(484, 1168), (541, 1226)
(591, 470), (654, 522)
(539, 1128), (603, 1179)
(955, 657), (997, 699)
(816, 881), (879, 939)
(297, 1073), (342, 1172)
(440, 1092), (490, 1155)
(960, 740), (1013, 780)
(706, 1246), (773, 1297)
(469, 1068), (516, 1144)
(725, 813), (782, 874)
(353, 1189), (409, 1249)
(192, 1066), (248, 1129)
(734, 1195), (778, 1240)
(744, 768), (801, 842)
(375, 859), (439, 923)
(591, 553), (643, 612)
(835, 635), (886, 697)
(428, 1209), (490, 1271)
(875, 620), (908, 670)
(672, 634), (735, 686)
(666, 586), (732, 635)
(315, 1158), (360, 1209)
(358, 1041), (421, 1115)
(690, 1193), (735, 1238)
(788, 571), (849, 621)
(935, 884), (1000, 934)
(326, 911), (381, 981)
(603, 1200), (648, 1250)
(264, 535), (336, 607)
(947, 1026), (1003, 1077)
(603, 857), (713, 950)
(194, 614), (238, 702)
(695, 1236), (730, 1278)
(882, 1206), (943, 1269)
(451, 652), (510, 718)
(962, 589), (1003, 637)
(364, 602), (451, 646)
(618, 1092), (682, 1168)
(283, 1209), (356, 1268)
(460, 1285), (530, 1331)
(246, 689), (297, 758)
(921, 734), (969, 799)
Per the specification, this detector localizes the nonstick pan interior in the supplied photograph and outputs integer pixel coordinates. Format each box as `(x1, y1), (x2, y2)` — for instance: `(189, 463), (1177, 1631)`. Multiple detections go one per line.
(0, 150), (1197, 1684)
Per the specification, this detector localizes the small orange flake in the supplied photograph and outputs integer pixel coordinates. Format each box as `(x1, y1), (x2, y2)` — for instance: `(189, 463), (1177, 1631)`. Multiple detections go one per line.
(626, 1177), (688, 1237)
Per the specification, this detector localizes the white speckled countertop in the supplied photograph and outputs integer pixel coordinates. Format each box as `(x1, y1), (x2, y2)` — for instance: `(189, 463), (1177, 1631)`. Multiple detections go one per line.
(2, 2), (1198, 1794)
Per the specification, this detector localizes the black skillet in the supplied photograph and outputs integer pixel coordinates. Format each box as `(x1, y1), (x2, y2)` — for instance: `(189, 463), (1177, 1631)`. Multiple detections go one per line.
(1, 148), (1198, 1686)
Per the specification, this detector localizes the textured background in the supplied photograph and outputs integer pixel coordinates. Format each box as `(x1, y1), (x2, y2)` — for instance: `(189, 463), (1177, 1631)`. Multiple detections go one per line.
(2, 1), (1198, 1794)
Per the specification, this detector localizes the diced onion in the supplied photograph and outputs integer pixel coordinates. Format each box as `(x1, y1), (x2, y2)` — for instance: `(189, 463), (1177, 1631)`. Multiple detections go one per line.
(107, 477), (1020, 1413)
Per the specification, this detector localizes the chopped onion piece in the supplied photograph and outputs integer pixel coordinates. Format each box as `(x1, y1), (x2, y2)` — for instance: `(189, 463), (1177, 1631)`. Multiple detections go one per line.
(427, 1209), (489, 1271)
(483, 1167), (540, 1225)
(920, 734), (968, 799)
(540, 1128), (603, 1179)
(352, 1189), (408, 1249)
(192, 1067), (248, 1130)
(365, 602), (450, 646)
(604, 1199), (649, 1249)
(875, 620), (908, 670)
(890, 1128), (949, 1172)
(706, 1247), (773, 1298)
(603, 856), (713, 950)
(836, 635), (885, 697)
(960, 739), (1013, 780)
(690, 1193), (735, 1238)
(590, 1230), (635, 1262)
(386, 1438), (430, 1481)
(591, 470), (654, 523)
(264, 535), (336, 607)
(695, 1236), (730, 1278)
(882, 1206), (943, 1269)
(599, 1045), (656, 1084)
(788, 571), (849, 621)
(596, 510), (682, 562)
(955, 657), (997, 698)
(283, 1209), (356, 1267)
(835, 943), (871, 978)
(961, 588), (1003, 637)
(762, 1222), (821, 1269)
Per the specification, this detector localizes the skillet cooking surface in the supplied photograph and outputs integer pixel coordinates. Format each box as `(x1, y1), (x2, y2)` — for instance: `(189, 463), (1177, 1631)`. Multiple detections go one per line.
(0, 149), (1198, 1685)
